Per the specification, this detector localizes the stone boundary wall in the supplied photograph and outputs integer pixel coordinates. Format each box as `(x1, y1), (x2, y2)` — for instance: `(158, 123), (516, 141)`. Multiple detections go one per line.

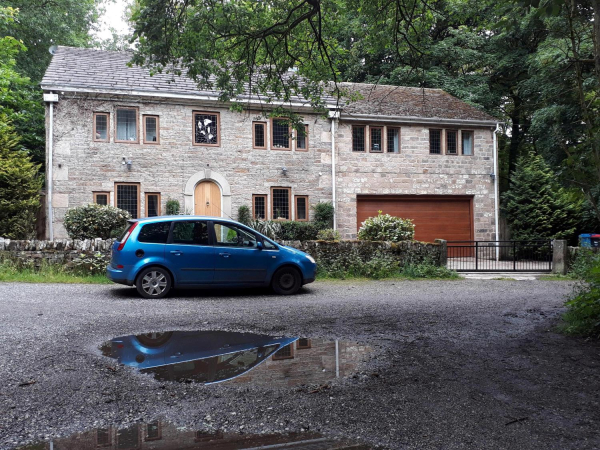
(0, 238), (443, 268)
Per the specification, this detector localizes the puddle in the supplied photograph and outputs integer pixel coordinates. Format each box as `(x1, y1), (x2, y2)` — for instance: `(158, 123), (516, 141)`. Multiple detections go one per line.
(100, 331), (371, 385)
(18, 421), (373, 449)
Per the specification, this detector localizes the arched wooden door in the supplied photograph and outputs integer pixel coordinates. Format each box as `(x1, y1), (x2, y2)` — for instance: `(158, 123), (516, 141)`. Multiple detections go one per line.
(194, 181), (222, 217)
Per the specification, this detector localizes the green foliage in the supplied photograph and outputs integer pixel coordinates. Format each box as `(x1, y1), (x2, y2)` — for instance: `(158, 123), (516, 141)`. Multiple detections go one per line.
(400, 259), (460, 279)
(63, 203), (130, 240)
(358, 212), (415, 242)
(277, 221), (320, 241)
(0, 258), (110, 284)
(561, 255), (600, 338)
(71, 252), (110, 276)
(317, 228), (341, 241)
(0, 115), (42, 239)
(312, 201), (334, 229)
(249, 219), (282, 240)
(502, 152), (579, 241)
(317, 250), (399, 279)
(165, 199), (180, 215)
(568, 249), (600, 280)
(237, 205), (251, 225)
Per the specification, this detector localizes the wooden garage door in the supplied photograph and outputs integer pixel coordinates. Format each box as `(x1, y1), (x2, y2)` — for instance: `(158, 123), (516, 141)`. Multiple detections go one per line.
(357, 195), (474, 243)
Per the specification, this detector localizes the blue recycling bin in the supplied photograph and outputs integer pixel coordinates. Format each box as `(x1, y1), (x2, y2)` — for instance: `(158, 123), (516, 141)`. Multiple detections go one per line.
(580, 234), (600, 248)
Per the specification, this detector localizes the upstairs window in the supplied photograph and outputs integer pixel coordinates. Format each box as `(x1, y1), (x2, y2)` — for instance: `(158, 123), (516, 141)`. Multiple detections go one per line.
(352, 125), (366, 152)
(271, 187), (291, 220)
(115, 108), (138, 143)
(252, 194), (267, 219)
(370, 126), (383, 152)
(272, 343), (294, 360)
(446, 130), (458, 155)
(429, 129), (442, 154)
(93, 113), (109, 142)
(143, 115), (159, 144)
(145, 421), (162, 441)
(462, 131), (473, 155)
(387, 127), (400, 153)
(253, 122), (266, 149)
(271, 118), (290, 150)
(296, 125), (308, 151)
(193, 112), (219, 146)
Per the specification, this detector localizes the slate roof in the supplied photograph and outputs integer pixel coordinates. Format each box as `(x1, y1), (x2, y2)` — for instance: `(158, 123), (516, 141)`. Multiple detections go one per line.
(42, 47), (497, 123)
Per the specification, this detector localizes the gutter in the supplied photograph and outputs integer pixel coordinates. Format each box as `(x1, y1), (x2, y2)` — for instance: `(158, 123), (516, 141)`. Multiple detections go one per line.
(493, 123), (501, 261)
(339, 113), (499, 128)
(43, 92), (59, 241)
(328, 110), (340, 230)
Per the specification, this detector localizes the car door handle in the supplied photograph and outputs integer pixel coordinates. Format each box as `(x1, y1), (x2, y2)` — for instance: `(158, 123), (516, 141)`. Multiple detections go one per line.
(170, 352), (182, 358)
(219, 252), (230, 258)
(170, 250), (183, 256)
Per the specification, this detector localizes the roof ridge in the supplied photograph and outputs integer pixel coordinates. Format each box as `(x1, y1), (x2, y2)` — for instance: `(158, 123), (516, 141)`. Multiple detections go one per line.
(339, 81), (444, 92)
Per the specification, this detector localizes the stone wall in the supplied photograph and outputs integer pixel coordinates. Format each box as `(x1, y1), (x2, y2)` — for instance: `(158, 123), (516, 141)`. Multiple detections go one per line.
(0, 238), (114, 268)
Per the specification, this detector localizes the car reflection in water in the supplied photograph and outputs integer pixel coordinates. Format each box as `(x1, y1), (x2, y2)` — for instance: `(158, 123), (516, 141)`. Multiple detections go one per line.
(101, 330), (299, 384)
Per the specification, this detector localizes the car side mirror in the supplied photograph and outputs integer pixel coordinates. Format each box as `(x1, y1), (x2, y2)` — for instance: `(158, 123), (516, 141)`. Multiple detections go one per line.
(256, 241), (263, 250)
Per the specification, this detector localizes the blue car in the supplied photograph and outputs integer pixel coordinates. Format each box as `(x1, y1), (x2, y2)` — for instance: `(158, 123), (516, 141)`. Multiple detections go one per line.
(106, 216), (317, 298)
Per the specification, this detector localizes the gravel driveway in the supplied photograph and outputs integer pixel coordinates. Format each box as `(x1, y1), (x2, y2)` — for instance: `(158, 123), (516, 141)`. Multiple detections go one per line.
(0, 279), (598, 449)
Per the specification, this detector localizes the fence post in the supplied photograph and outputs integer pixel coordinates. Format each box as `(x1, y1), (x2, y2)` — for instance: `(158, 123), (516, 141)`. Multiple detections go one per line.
(435, 239), (447, 267)
(552, 240), (568, 274)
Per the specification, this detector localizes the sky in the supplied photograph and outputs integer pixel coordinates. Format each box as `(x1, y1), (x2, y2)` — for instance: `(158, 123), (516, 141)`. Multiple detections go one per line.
(94, 0), (131, 41)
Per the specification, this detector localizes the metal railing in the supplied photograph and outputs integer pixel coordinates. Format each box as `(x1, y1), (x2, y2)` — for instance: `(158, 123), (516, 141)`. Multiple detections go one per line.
(447, 240), (553, 272)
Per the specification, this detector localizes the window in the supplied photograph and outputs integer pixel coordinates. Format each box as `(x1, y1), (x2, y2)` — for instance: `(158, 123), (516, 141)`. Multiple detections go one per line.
(429, 129), (442, 154)
(253, 122), (266, 149)
(462, 131), (473, 155)
(296, 338), (311, 349)
(446, 130), (458, 155)
(213, 223), (258, 248)
(252, 194), (267, 219)
(295, 196), (308, 221)
(171, 221), (209, 245)
(352, 125), (366, 152)
(296, 125), (308, 151)
(145, 193), (160, 217)
(387, 127), (400, 153)
(138, 222), (170, 244)
(116, 425), (139, 450)
(93, 192), (109, 206)
(115, 183), (140, 218)
(143, 115), (159, 144)
(271, 118), (291, 149)
(272, 343), (294, 360)
(271, 187), (291, 220)
(115, 108), (138, 143)
(96, 428), (111, 447)
(193, 112), (219, 146)
(145, 421), (161, 441)
(370, 126), (383, 152)
(93, 113), (109, 142)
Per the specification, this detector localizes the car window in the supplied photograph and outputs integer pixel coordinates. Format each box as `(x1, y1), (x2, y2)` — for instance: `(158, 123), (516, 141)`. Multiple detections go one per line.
(171, 221), (209, 245)
(137, 222), (171, 243)
(263, 239), (278, 250)
(214, 223), (258, 248)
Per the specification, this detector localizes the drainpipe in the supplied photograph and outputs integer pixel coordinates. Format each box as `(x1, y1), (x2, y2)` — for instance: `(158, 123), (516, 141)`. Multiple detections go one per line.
(329, 111), (340, 230)
(493, 123), (501, 261)
(44, 92), (59, 241)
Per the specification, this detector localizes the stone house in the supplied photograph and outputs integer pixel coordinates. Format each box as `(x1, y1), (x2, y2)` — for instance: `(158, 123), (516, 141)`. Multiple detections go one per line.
(41, 47), (500, 242)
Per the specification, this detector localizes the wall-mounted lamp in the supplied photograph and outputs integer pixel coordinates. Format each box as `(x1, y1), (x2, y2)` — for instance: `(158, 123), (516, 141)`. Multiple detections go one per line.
(122, 157), (132, 171)
(282, 167), (288, 176)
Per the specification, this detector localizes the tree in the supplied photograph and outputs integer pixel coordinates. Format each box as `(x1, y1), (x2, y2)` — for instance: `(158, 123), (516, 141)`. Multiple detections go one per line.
(502, 152), (579, 241)
(0, 114), (43, 239)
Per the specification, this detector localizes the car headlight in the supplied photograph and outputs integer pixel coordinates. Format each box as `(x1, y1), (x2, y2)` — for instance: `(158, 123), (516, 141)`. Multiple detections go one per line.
(306, 255), (316, 264)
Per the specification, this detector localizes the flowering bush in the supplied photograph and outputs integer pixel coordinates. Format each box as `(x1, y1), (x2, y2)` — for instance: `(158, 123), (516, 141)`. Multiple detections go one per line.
(357, 211), (415, 242)
(317, 228), (341, 241)
(64, 204), (130, 239)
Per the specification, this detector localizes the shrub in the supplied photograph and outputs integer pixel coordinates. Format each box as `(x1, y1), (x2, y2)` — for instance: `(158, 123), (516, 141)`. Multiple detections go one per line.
(313, 201), (334, 229)
(317, 249), (399, 279)
(277, 221), (320, 241)
(358, 211), (415, 242)
(561, 255), (600, 338)
(64, 204), (130, 239)
(70, 252), (111, 275)
(317, 228), (341, 241)
(400, 260), (460, 279)
(568, 249), (600, 280)
(166, 199), (180, 215)
(249, 219), (281, 240)
(238, 205), (251, 225)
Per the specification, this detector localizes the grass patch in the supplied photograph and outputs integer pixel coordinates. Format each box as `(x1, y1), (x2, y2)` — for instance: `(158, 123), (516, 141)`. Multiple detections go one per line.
(539, 274), (575, 281)
(0, 260), (111, 284)
(316, 260), (459, 281)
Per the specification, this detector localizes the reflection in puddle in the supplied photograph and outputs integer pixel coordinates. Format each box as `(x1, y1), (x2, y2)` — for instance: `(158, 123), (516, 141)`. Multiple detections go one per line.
(100, 331), (371, 385)
(19, 421), (372, 449)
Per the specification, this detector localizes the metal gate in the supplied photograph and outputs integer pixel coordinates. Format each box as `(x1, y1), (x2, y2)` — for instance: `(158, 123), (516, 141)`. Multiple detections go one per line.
(447, 240), (553, 272)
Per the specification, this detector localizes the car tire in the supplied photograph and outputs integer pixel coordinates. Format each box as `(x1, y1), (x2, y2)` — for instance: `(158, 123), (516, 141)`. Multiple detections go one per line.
(135, 332), (174, 347)
(136, 266), (172, 299)
(271, 266), (302, 295)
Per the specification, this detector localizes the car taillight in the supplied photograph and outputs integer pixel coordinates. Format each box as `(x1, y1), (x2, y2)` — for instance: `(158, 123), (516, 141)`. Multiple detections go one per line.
(117, 222), (138, 251)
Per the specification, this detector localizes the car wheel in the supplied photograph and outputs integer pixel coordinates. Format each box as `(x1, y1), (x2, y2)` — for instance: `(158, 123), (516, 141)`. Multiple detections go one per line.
(135, 332), (174, 347)
(271, 266), (302, 295)
(136, 267), (172, 299)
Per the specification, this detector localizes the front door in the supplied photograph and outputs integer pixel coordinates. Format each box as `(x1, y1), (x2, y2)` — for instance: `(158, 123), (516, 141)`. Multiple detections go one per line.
(194, 181), (221, 217)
